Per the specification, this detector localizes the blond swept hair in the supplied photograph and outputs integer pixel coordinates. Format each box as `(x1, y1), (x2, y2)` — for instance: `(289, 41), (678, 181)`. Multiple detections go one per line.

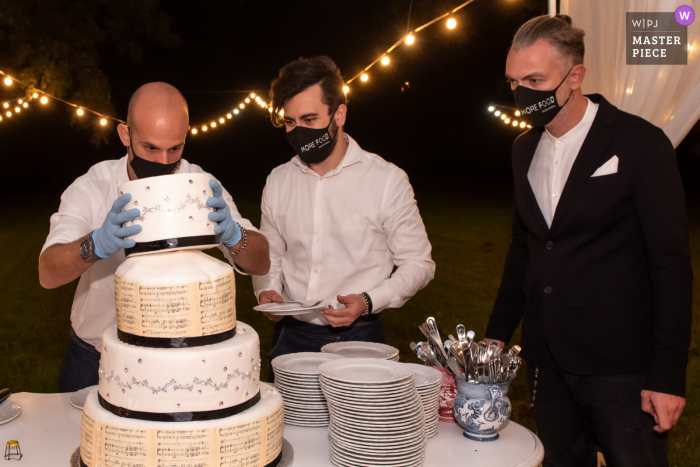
(511, 14), (585, 67)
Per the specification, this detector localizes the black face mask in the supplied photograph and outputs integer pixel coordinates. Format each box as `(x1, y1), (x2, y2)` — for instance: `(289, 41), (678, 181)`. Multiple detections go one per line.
(512, 68), (573, 127)
(128, 128), (181, 179)
(286, 110), (339, 165)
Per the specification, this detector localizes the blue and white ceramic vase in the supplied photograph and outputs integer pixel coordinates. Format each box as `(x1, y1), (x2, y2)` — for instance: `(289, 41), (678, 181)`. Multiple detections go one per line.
(453, 378), (512, 441)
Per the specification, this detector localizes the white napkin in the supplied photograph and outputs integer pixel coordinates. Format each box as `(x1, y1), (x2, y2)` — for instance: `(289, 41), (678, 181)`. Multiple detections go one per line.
(591, 155), (619, 177)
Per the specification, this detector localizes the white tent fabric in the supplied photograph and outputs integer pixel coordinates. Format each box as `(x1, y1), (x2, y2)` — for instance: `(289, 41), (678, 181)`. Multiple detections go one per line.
(560, 0), (700, 147)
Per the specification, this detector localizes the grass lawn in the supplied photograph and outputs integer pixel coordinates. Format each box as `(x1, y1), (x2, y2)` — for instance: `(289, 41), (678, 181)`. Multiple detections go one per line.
(1, 191), (698, 465)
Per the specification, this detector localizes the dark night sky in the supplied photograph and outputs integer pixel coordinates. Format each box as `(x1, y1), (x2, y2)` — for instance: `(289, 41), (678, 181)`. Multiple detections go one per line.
(2, 0), (699, 201)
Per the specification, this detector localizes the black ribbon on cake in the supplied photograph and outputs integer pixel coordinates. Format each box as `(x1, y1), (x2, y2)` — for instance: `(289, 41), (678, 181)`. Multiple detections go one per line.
(98, 390), (261, 422)
(125, 234), (221, 257)
(117, 327), (236, 348)
(80, 439), (283, 467)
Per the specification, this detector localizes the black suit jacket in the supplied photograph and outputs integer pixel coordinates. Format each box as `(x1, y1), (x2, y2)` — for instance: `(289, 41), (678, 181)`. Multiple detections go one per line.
(485, 94), (692, 397)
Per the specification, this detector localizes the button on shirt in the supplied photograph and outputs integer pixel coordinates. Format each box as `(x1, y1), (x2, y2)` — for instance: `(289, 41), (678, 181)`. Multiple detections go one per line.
(528, 98), (599, 227)
(252, 134), (435, 326)
(40, 156), (256, 351)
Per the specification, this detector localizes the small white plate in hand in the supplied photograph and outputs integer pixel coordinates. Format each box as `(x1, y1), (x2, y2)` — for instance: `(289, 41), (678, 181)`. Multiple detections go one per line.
(254, 301), (328, 314)
(70, 385), (97, 410)
(0, 399), (22, 425)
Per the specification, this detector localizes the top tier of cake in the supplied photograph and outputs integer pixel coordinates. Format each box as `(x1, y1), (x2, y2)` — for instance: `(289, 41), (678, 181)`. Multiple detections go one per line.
(115, 250), (236, 344)
(119, 173), (219, 257)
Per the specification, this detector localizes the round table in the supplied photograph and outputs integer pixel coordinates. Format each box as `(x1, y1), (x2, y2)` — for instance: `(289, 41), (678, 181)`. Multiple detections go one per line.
(0, 392), (543, 466)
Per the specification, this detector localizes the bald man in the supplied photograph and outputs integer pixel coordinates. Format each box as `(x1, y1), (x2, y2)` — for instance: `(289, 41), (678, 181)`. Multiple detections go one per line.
(39, 82), (270, 392)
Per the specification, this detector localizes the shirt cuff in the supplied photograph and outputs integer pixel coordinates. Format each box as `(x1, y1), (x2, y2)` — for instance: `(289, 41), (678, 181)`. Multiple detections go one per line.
(364, 282), (393, 313)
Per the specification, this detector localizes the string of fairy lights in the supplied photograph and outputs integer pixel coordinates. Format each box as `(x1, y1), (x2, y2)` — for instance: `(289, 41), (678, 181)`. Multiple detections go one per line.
(1, 0), (525, 135)
(487, 104), (532, 130)
(0, 69), (123, 127)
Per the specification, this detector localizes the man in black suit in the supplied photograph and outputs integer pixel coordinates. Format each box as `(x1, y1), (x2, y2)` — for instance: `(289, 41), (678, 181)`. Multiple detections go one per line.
(485, 15), (692, 467)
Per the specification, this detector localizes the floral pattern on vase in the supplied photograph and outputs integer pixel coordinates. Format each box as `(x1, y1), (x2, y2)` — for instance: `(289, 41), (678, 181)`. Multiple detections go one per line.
(435, 367), (457, 423)
(453, 378), (512, 441)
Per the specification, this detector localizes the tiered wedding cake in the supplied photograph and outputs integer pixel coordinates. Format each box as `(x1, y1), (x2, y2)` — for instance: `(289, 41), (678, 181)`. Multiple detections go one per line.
(78, 174), (284, 467)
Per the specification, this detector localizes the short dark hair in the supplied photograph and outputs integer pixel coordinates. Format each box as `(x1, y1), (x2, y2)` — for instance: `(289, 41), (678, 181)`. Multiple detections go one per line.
(511, 15), (585, 68)
(269, 56), (347, 127)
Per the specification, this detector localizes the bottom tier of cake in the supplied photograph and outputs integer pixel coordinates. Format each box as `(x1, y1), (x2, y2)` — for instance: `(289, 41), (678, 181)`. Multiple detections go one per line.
(80, 382), (284, 467)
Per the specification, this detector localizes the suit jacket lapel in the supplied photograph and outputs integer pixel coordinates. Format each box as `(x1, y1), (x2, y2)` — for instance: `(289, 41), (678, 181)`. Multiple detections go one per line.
(516, 128), (550, 238)
(549, 120), (613, 232)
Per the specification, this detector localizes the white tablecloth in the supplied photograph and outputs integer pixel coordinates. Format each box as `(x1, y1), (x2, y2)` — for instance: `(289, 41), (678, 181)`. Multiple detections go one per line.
(0, 393), (543, 466)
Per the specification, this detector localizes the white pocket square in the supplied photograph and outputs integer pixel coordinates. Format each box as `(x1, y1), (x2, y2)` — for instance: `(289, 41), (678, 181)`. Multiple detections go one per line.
(591, 155), (619, 177)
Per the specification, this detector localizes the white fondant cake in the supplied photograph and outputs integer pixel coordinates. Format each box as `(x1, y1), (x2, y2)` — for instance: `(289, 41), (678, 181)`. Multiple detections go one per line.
(119, 173), (218, 255)
(99, 322), (260, 414)
(81, 384), (284, 467)
(115, 250), (236, 338)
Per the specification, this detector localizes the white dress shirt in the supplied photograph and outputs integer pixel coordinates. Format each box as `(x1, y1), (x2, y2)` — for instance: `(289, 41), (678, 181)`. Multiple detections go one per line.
(41, 155), (256, 351)
(528, 98), (599, 227)
(252, 134), (435, 326)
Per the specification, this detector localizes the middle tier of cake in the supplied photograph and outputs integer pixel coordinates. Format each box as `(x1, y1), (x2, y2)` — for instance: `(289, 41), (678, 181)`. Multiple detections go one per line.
(98, 322), (260, 416)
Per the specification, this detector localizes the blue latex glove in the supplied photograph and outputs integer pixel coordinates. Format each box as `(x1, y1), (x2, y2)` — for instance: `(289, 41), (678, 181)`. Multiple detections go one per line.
(93, 194), (143, 258)
(207, 179), (242, 247)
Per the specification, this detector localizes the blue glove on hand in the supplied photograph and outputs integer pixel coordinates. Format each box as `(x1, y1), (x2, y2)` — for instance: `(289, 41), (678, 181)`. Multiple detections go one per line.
(207, 179), (242, 247)
(93, 194), (143, 258)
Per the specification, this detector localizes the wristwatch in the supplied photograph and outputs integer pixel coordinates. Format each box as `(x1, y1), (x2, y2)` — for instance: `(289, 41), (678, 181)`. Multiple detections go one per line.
(80, 230), (102, 263)
(360, 292), (373, 316)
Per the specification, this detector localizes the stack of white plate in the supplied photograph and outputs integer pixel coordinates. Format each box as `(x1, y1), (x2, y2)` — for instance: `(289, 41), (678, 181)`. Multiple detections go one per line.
(321, 341), (400, 361)
(271, 352), (345, 427)
(403, 363), (442, 438)
(319, 358), (427, 467)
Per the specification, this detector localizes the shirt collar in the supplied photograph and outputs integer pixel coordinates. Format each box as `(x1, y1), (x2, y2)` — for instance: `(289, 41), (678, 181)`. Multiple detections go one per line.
(292, 133), (363, 177)
(544, 97), (596, 145)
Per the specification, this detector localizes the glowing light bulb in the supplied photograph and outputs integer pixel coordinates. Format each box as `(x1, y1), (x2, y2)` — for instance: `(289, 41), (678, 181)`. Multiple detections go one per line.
(234, 109), (239, 114)
(488, 106), (495, 112)
(527, 125), (532, 128)
(494, 110), (501, 116)
(279, 109), (284, 117)
(446, 18), (457, 29)
(0, 116), (2, 121)
(381, 56), (390, 66)
(500, 114), (506, 120)
(202, 125), (208, 131)
(15, 107), (20, 113)
(18, 99), (22, 104)
(520, 122), (526, 128)
(22, 102), (28, 108)
(343, 85), (349, 94)
(40, 96), (48, 104)
(515, 111), (521, 116)
(211, 122), (217, 128)
(239, 104), (245, 109)
(512, 120), (518, 126)
(192, 128), (198, 135)
(245, 98), (250, 103)
(405, 34), (415, 45)
(100, 118), (107, 126)
(251, 93), (256, 98)
(77, 108), (84, 116)
(219, 118), (225, 123)
(505, 118), (510, 124)
(361, 73), (368, 82)
(32, 93), (38, 98)
(6, 111), (10, 117)
(4, 77), (12, 86)
(3, 103), (8, 108)
(227, 113), (232, 119)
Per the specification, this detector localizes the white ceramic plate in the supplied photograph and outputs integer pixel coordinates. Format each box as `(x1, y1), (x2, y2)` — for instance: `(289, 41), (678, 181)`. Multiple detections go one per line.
(254, 301), (328, 313)
(402, 363), (443, 387)
(0, 399), (22, 425)
(69, 385), (98, 410)
(321, 341), (399, 360)
(318, 358), (412, 384)
(272, 352), (345, 375)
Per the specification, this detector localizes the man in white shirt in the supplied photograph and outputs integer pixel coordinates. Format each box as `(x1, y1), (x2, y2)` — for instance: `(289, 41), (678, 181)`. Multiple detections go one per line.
(253, 56), (434, 368)
(39, 82), (270, 392)
(484, 16), (691, 467)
